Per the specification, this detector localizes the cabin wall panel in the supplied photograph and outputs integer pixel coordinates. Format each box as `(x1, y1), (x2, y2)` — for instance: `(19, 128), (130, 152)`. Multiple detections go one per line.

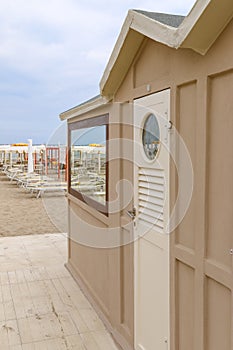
(206, 71), (233, 268)
(175, 82), (197, 250)
(134, 41), (171, 88)
(175, 261), (195, 350)
(69, 202), (111, 318)
(205, 278), (231, 350)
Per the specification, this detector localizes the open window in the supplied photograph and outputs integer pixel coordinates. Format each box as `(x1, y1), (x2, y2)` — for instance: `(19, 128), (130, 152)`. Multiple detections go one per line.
(68, 114), (109, 215)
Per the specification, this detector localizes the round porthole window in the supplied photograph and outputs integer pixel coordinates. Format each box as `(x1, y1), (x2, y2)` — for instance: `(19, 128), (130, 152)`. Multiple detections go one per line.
(142, 114), (160, 160)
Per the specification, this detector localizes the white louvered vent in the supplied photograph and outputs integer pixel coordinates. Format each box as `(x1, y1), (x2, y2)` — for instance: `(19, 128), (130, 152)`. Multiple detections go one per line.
(138, 168), (165, 233)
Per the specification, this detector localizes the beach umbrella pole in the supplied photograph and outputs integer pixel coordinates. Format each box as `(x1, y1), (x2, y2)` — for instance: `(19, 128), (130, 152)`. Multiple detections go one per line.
(27, 139), (34, 173)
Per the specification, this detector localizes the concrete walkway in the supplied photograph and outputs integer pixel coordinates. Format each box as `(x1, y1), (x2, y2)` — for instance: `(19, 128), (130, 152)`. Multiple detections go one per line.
(0, 233), (119, 350)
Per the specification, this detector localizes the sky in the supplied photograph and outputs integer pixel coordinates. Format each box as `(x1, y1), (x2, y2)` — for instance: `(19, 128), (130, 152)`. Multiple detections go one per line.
(0, 0), (196, 145)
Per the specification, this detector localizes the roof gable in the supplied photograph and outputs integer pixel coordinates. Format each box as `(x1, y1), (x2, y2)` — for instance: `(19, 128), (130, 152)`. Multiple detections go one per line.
(100, 0), (233, 98)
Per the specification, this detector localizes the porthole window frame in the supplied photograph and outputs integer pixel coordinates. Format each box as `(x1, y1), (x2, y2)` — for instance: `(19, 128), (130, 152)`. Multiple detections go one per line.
(141, 112), (161, 162)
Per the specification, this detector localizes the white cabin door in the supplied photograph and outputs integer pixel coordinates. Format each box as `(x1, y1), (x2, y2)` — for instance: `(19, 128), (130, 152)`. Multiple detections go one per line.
(134, 90), (170, 350)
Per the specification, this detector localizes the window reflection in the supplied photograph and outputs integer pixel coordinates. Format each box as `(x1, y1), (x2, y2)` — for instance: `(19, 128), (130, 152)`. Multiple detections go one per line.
(142, 114), (160, 160)
(70, 125), (106, 205)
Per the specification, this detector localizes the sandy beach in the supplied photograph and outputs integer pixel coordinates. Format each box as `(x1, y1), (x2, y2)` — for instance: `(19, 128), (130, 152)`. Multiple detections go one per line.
(0, 173), (67, 236)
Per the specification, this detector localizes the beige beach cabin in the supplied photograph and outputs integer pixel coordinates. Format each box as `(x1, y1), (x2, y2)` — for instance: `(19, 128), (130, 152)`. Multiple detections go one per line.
(60, 0), (233, 349)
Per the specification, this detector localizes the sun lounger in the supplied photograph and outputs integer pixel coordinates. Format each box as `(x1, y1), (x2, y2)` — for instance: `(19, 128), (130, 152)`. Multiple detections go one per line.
(15, 174), (41, 187)
(3, 168), (67, 198)
(5, 168), (23, 181)
(23, 179), (67, 198)
(31, 184), (67, 198)
(25, 180), (66, 190)
(19, 175), (51, 188)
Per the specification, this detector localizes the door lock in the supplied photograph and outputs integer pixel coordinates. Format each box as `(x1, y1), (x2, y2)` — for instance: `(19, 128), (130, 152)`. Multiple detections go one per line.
(126, 207), (136, 220)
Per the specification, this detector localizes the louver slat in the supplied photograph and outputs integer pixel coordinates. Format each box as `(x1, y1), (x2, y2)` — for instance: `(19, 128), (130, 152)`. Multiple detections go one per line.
(138, 167), (165, 231)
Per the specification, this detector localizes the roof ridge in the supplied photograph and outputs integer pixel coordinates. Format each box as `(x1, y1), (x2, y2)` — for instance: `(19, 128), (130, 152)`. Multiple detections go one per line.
(133, 9), (185, 28)
(133, 10), (185, 28)
(133, 9), (185, 16)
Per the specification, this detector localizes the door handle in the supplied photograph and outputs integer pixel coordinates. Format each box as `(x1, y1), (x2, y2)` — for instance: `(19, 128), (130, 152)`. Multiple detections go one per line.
(126, 208), (136, 220)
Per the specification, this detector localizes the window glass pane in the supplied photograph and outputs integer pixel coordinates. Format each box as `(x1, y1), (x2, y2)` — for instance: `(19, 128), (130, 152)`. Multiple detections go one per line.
(142, 114), (160, 160)
(70, 125), (106, 205)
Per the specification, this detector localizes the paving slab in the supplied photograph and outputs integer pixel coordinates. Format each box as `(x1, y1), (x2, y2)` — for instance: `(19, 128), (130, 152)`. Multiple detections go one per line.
(0, 234), (119, 350)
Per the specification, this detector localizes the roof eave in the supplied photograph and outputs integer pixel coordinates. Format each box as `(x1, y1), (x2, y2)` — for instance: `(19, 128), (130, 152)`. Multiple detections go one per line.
(59, 95), (110, 121)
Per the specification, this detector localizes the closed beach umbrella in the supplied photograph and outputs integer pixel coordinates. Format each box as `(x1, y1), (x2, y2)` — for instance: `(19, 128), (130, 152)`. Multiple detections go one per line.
(27, 139), (34, 173)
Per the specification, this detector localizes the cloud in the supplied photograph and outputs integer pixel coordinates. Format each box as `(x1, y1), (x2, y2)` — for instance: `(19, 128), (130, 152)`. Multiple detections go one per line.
(0, 0), (196, 144)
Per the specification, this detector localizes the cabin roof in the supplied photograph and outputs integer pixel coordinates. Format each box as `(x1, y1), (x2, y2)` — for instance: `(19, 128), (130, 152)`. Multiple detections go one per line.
(100, 0), (233, 98)
(60, 95), (108, 121)
(133, 10), (185, 28)
(60, 0), (233, 120)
